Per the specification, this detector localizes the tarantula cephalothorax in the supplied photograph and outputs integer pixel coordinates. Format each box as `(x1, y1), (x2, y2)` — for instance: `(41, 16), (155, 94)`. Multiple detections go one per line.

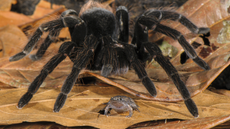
(10, 1), (210, 117)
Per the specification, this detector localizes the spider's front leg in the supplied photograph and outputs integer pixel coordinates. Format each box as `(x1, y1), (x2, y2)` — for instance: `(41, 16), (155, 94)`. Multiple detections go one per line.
(9, 9), (80, 61)
(120, 43), (157, 97)
(54, 35), (99, 112)
(114, 6), (157, 96)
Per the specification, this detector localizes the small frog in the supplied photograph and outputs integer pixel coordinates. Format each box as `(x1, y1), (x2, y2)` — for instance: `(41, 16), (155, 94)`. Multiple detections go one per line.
(104, 96), (139, 117)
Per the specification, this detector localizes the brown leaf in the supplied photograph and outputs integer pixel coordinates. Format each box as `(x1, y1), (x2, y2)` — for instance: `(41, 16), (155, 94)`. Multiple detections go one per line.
(0, 122), (70, 129)
(86, 57), (230, 102)
(0, 0), (15, 11)
(167, 0), (230, 65)
(0, 0), (230, 128)
(84, 0), (230, 102)
(0, 25), (28, 57)
(18, 7), (68, 38)
(29, 0), (64, 20)
(0, 11), (33, 28)
(0, 24), (72, 88)
(0, 0), (65, 28)
(0, 51), (73, 88)
(0, 0), (229, 102)
(1, 87), (230, 129)
(0, 4), (69, 88)
(211, 89), (230, 98)
(136, 115), (230, 129)
(85, 42), (230, 102)
(162, 0), (228, 46)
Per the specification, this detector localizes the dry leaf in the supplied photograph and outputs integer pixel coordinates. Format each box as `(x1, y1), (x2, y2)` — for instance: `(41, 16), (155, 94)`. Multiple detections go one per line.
(1, 115), (229, 129)
(0, 0), (230, 128)
(168, 0), (230, 65)
(150, 0), (229, 53)
(0, 0), (65, 28)
(0, 87), (230, 129)
(0, 11), (33, 28)
(2, 39), (230, 102)
(0, 0), (228, 106)
(86, 58), (230, 102)
(137, 115), (230, 129)
(0, 0), (14, 11)
(29, 0), (64, 19)
(0, 122), (70, 129)
(0, 25), (28, 58)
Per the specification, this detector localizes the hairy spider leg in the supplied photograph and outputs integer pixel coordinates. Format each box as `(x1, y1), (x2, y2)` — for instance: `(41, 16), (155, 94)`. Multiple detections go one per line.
(17, 10), (86, 109)
(54, 35), (99, 112)
(100, 37), (118, 77)
(134, 22), (198, 117)
(138, 10), (210, 70)
(144, 42), (198, 117)
(99, 6), (130, 77)
(114, 6), (157, 97)
(143, 10), (210, 34)
(9, 10), (79, 62)
(155, 24), (210, 70)
(17, 41), (78, 109)
(116, 6), (129, 43)
(133, 11), (206, 117)
(30, 28), (62, 61)
(119, 43), (157, 97)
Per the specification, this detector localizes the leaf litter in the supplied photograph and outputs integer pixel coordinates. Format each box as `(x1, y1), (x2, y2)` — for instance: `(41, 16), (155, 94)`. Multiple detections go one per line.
(0, 0), (230, 128)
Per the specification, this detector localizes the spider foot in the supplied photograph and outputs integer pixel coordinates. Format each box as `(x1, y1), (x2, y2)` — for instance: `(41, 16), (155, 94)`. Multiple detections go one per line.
(53, 93), (67, 112)
(142, 77), (157, 97)
(193, 56), (210, 70)
(9, 52), (27, 62)
(101, 64), (113, 77)
(17, 92), (33, 109)
(198, 27), (210, 34)
(184, 98), (199, 118)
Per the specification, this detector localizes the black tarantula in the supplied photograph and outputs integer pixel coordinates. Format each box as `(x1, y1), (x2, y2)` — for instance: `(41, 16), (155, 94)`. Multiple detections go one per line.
(10, 0), (210, 117)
